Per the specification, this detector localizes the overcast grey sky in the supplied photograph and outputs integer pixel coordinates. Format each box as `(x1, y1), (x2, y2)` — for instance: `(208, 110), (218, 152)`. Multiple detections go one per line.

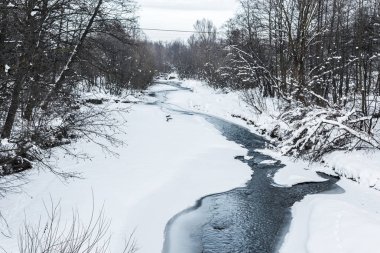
(137, 0), (239, 42)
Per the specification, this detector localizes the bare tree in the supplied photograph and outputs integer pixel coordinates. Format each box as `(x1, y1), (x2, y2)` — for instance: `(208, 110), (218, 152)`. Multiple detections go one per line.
(0, 0), (157, 175)
(16, 200), (138, 253)
(166, 0), (380, 158)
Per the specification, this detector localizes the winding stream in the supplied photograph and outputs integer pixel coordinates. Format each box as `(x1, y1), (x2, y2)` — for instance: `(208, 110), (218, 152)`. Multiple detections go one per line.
(149, 81), (340, 253)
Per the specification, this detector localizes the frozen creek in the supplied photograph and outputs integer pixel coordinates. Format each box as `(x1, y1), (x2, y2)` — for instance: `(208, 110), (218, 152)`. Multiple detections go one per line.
(3, 79), (378, 253)
(150, 81), (340, 253)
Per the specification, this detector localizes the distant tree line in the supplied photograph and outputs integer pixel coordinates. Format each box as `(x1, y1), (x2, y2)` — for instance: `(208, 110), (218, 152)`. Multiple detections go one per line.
(164, 0), (380, 159)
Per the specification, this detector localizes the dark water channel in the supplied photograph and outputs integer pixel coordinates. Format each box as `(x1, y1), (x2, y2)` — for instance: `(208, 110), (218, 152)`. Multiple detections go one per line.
(149, 81), (340, 253)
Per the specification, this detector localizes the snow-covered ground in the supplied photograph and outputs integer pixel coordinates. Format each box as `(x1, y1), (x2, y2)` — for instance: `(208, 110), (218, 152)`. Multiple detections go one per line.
(280, 179), (380, 253)
(0, 86), (251, 252)
(323, 150), (380, 190)
(167, 79), (285, 134)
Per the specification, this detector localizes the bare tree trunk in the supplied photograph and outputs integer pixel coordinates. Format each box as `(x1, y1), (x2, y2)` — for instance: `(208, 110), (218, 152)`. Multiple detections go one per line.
(0, 1), (9, 69)
(1, 0), (37, 138)
(1, 63), (28, 138)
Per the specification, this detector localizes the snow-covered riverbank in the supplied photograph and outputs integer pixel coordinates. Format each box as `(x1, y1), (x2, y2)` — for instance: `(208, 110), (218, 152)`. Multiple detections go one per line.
(0, 84), (252, 252)
(165, 78), (380, 253)
(166, 78), (380, 189)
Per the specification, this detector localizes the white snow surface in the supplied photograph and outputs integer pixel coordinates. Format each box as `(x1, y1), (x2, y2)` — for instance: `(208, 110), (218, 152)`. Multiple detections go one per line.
(280, 180), (380, 253)
(258, 148), (329, 187)
(259, 160), (277, 165)
(0, 93), (251, 252)
(166, 79), (284, 133)
(323, 150), (380, 190)
(4, 64), (10, 73)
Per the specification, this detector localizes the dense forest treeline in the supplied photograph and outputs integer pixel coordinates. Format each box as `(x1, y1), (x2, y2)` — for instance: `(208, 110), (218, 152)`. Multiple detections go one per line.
(160, 0), (380, 159)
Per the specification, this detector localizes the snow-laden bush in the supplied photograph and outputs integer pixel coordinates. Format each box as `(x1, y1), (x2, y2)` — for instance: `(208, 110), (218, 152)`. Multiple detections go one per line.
(213, 45), (380, 161)
(280, 107), (380, 160)
(0, 98), (126, 180)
